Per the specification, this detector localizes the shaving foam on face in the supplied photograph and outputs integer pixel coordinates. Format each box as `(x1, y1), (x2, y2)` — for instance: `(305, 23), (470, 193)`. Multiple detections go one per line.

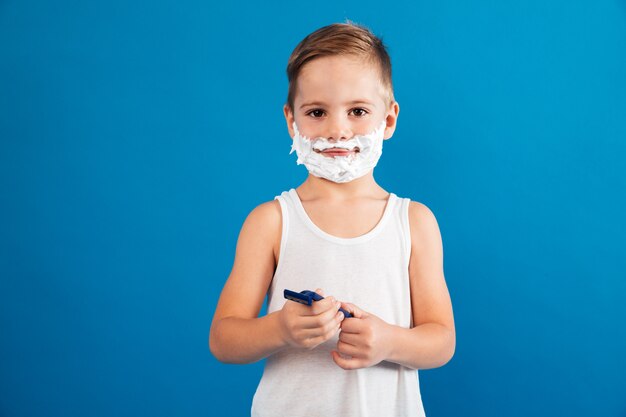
(289, 120), (386, 183)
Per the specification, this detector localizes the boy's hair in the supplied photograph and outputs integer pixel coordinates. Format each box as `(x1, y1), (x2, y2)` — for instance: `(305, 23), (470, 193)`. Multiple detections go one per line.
(286, 22), (395, 111)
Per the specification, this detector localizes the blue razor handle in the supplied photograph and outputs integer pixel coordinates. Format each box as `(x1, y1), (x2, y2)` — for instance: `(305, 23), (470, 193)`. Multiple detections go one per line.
(283, 289), (352, 318)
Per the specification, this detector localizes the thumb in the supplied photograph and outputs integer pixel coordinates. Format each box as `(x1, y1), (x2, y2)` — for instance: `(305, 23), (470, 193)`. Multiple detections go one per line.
(341, 302), (367, 319)
(315, 288), (325, 297)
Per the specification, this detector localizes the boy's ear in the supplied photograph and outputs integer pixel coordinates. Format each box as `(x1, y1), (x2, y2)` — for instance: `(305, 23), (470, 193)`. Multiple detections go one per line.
(383, 101), (400, 140)
(283, 104), (295, 138)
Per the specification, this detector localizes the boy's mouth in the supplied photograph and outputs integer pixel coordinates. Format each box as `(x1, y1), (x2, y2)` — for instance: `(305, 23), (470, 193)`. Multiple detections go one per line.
(315, 147), (360, 157)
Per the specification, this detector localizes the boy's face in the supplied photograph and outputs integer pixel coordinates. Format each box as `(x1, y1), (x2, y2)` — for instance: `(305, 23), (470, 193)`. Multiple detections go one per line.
(284, 55), (399, 157)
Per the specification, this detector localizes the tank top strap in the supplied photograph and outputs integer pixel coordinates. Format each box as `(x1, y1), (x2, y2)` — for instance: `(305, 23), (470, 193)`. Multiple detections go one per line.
(397, 196), (412, 270)
(273, 191), (291, 276)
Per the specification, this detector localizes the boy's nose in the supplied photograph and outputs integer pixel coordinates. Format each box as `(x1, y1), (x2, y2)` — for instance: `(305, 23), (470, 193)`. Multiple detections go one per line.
(325, 117), (353, 141)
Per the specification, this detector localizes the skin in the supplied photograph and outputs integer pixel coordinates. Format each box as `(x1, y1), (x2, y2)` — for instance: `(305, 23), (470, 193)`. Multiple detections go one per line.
(209, 55), (455, 370)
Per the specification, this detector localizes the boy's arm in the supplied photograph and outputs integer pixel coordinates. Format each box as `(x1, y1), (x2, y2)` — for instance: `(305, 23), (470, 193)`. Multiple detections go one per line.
(387, 201), (456, 369)
(209, 200), (287, 364)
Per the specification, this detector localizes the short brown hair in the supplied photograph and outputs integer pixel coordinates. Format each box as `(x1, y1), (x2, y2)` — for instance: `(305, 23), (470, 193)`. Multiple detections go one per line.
(286, 22), (394, 111)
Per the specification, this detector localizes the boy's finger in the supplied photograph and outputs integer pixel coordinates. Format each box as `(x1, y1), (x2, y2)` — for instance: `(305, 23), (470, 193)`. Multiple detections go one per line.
(331, 350), (364, 370)
(341, 302), (366, 319)
(300, 308), (343, 333)
(292, 295), (334, 317)
(310, 295), (339, 315)
(299, 304), (341, 329)
(315, 288), (325, 297)
(338, 317), (363, 333)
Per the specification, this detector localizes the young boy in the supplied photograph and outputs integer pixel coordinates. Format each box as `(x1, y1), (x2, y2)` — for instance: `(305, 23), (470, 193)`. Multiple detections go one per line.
(209, 22), (455, 417)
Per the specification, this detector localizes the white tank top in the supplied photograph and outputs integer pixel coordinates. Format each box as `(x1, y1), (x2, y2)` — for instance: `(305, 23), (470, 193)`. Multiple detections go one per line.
(251, 188), (426, 417)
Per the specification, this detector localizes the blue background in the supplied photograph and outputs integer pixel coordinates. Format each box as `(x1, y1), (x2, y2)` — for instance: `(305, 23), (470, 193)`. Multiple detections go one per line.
(1, 0), (625, 416)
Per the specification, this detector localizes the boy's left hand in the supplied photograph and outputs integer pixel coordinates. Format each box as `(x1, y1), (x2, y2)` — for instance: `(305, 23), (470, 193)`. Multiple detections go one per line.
(331, 302), (393, 370)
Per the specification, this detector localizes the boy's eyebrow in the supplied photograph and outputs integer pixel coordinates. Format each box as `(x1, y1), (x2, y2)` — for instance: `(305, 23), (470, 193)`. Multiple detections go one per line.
(299, 99), (376, 109)
(299, 102), (324, 109)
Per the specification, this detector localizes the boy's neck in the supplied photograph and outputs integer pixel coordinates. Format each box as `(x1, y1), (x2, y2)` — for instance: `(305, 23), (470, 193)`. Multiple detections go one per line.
(297, 172), (388, 200)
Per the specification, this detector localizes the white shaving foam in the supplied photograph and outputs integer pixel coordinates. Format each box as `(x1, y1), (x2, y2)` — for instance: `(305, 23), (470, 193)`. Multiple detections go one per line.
(289, 120), (386, 183)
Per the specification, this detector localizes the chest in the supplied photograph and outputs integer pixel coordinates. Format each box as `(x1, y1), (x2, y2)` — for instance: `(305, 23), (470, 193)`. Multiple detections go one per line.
(301, 200), (388, 239)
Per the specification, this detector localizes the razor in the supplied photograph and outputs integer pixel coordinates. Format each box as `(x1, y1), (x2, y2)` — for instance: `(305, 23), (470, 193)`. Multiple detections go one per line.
(283, 289), (352, 318)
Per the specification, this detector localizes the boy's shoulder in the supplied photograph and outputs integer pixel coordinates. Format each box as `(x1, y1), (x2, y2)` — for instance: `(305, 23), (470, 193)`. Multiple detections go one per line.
(244, 198), (282, 230)
(239, 199), (282, 254)
(407, 200), (435, 219)
(406, 200), (441, 249)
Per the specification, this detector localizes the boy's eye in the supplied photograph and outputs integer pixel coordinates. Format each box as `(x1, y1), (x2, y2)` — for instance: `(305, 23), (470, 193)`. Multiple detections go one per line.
(307, 109), (325, 118)
(350, 108), (369, 117)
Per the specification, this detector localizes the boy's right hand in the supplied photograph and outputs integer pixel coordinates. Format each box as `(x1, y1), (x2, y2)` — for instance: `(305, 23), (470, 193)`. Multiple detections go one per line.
(278, 288), (345, 350)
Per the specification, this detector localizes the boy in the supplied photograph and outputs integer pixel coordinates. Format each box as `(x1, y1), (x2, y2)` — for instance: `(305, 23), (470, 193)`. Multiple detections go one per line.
(209, 22), (455, 417)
